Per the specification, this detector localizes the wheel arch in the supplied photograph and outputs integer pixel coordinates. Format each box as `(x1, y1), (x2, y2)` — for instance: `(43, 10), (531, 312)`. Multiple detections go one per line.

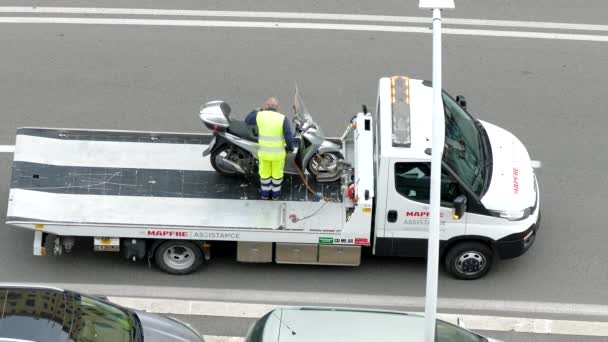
(441, 235), (497, 259)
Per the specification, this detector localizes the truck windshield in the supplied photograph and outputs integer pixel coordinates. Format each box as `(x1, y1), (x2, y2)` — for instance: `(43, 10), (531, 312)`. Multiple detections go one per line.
(442, 93), (485, 195)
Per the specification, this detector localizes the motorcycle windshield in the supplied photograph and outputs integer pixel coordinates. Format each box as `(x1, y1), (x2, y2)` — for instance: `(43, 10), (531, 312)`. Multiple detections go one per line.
(294, 83), (324, 136)
(294, 83), (314, 123)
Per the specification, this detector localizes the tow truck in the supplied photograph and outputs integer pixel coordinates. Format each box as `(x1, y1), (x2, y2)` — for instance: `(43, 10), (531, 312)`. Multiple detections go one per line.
(6, 76), (541, 280)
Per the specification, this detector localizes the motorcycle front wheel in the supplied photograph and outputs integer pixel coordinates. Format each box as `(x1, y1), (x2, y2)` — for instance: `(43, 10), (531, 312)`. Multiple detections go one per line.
(307, 151), (344, 180)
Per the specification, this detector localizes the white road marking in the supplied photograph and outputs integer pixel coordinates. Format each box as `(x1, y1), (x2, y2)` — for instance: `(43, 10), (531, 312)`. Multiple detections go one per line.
(108, 297), (608, 337)
(204, 337), (243, 342)
(0, 145), (15, 153)
(1, 17), (608, 42)
(1, 6), (608, 32)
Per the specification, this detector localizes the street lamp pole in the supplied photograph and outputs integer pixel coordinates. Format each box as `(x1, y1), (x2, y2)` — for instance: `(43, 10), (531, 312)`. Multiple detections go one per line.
(418, 1), (454, 341)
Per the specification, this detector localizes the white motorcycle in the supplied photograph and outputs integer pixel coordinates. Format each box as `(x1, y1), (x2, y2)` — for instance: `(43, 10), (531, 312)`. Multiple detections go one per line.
(199, 85), (344, 182)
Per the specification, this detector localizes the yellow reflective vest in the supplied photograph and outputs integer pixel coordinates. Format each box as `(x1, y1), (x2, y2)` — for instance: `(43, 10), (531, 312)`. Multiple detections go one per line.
(256, 110), (286, 161)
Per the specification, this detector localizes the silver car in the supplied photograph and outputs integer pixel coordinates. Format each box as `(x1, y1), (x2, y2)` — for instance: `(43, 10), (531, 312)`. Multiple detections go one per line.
(244, 306), (502, 342)
(0, 284), (204, 342)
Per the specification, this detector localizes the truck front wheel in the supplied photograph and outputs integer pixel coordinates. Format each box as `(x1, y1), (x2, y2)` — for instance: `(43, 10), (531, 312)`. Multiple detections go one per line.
(154, 240), (204, 275)
(444, 241), (493, 280)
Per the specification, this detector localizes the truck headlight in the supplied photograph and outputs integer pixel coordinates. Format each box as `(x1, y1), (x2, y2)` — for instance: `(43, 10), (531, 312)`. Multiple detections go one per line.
(493, 208), (531, 221)
(499, 210), (525, 220)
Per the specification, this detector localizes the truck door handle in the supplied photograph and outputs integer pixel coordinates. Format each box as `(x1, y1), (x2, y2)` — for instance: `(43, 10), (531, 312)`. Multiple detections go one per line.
(387, 210), (398, 223)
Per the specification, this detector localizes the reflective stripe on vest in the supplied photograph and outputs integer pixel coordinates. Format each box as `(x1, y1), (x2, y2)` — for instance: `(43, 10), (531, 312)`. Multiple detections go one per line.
(256, 110), (286, 160)
(258, 135), (284, 141)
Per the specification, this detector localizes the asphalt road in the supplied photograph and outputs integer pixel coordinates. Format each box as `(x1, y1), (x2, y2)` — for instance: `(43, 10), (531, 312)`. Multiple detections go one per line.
(2, 0), (608, 24)
(1, 2), (608, 340)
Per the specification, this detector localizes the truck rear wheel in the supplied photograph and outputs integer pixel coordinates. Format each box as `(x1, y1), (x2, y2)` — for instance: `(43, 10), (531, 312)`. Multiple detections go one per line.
(444, 241), (493, 280)
(154, 240), (204, 275)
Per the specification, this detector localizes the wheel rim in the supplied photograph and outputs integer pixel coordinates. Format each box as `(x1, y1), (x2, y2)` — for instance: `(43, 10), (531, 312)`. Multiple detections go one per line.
(455, 250), (486, 275)
(163, 245), (196, 271)
(310, 153), (340, 177)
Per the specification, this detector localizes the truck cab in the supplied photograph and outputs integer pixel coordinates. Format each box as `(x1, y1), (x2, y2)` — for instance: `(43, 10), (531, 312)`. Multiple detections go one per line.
(372, 76), (540, 279)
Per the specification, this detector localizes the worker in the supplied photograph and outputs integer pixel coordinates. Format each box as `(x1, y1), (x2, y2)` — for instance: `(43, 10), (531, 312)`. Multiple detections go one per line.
(245, 97), (294, 200)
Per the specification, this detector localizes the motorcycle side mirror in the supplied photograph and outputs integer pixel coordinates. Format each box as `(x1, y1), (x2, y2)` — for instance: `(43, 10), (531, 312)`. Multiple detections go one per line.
(453, 195), (467, 220)
(456, 95), (467, 110)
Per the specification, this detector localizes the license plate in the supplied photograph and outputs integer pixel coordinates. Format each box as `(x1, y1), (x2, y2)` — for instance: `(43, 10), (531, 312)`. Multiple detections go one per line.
(101, 239), (112, 245)
(203, 136), (216, 157)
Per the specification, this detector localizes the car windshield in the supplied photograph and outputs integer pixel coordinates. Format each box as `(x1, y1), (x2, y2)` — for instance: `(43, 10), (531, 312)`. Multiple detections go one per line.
(0, 289), (137, 342)
(436, 319), (486, 342)
(70, 294), (138, 342)
(442, 92), (485, 195)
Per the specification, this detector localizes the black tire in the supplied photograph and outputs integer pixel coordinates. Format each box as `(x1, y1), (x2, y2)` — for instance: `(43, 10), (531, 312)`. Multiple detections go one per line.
(306, 151), (344, 179)
(210, 144), (239, 177)
(444, 241), (493, 280)
(154, 240), (204, 275)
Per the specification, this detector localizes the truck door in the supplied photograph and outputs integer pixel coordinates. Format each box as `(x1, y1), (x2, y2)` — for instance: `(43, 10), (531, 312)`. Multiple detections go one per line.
(377, 160), (467, 257)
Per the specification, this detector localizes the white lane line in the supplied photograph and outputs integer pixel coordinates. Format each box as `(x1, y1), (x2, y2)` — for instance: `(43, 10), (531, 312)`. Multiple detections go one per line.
(108, 297), (608, 337)
(1, 17), (608, 42)
(0, 145), (15, 153)
(204, 337), (242, 342)
(1, 7), (608, 32)
(111, 297), (278, 318)
(447, 314), (608, 336)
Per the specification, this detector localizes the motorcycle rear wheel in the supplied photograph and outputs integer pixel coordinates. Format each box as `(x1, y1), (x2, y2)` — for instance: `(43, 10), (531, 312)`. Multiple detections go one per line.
(210, 145), (240, 177)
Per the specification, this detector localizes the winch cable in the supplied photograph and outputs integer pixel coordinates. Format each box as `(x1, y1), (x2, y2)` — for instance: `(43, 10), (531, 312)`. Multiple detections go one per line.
(292, 158), (334, 202)
(290, 158), (335, 222)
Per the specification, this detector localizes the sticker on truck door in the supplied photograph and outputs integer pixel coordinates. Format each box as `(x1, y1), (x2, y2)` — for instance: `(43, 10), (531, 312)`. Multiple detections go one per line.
(319, 237), (368, 245)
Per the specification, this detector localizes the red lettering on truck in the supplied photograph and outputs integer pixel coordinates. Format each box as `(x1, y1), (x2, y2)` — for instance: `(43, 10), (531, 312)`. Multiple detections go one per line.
(355, 238), (370, 246)
(406, 211), (430, 217)
(405, 212), (444, 217)
(513, 168), (519, 194)
(147, 230), (188, 237)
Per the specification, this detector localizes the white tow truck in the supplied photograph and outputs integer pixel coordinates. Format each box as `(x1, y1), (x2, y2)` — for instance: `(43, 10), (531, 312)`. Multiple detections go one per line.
(6, 76), (540, 280)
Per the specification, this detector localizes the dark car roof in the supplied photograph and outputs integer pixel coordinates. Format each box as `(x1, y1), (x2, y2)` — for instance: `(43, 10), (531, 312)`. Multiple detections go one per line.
(0, 286), (74, 342)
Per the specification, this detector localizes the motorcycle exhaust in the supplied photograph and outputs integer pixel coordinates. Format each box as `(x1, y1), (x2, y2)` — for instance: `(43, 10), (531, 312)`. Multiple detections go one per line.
(217, 157), (245, 174)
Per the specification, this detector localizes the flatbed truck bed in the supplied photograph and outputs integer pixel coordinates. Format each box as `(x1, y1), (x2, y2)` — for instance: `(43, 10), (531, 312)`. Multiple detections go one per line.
(6, 114), (375, 273)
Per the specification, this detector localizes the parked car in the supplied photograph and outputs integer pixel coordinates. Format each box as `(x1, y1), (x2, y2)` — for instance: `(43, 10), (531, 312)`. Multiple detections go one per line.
(244, 307), (501, 342)
(0, 284), (204, 342)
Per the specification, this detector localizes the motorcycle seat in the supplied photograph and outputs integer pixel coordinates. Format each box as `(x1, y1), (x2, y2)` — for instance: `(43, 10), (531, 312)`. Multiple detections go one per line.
(228, 120), (258, 141)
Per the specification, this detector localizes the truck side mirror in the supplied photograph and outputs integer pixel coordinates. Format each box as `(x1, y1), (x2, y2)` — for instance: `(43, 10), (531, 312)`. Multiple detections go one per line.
(453, 195), (467, 220)
(456, 95), (467, 110)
